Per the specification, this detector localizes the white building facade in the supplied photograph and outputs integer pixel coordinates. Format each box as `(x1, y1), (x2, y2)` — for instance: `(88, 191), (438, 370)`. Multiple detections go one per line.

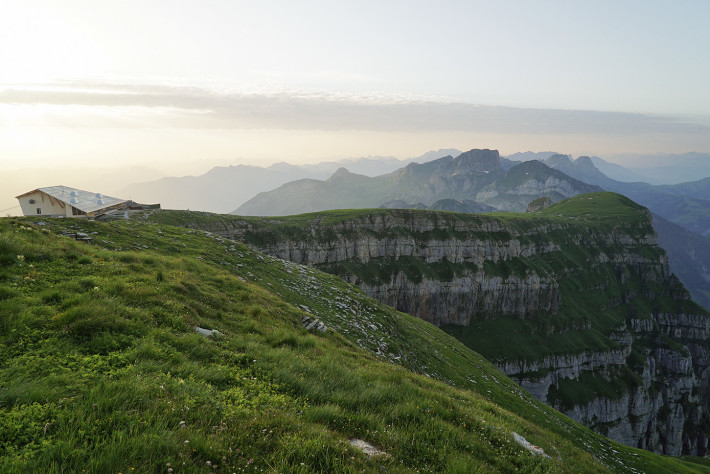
(16, 186), (129, 217)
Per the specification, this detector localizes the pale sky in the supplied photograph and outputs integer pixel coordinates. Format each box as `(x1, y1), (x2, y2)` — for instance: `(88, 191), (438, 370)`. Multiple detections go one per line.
(1, 0), (709, 173)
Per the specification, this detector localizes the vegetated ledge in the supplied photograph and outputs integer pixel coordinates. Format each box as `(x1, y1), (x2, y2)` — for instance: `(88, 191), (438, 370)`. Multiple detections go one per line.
(145, 192), (710, 457)
(1, 216), (708, 472)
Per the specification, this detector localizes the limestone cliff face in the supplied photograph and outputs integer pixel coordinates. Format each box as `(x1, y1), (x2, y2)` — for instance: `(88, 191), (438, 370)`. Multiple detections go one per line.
(184, 194), (710, 456)
(202, 213), (565, 325)
(355, 272), (560, 326)
(476, 176), (580, 204)
(498, 310), (710, 456)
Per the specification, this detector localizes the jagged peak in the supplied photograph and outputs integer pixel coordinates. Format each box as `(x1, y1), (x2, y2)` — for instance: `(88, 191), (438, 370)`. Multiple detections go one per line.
(573, 156), (608, 178)
(328, 167), (354, 180)
(545, 154), (573, 166)
(575, 156), (597, 168)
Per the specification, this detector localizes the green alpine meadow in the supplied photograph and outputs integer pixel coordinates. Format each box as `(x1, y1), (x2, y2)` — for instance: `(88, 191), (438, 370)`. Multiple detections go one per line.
(1, 195), (709, 472)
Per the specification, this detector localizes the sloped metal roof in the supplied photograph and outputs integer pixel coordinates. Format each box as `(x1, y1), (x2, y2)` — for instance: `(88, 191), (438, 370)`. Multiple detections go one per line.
(16, 185), (127, 214)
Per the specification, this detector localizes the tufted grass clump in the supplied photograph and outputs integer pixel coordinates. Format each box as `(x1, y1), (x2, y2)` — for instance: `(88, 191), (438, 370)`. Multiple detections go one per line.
(0, 234), (19, 267)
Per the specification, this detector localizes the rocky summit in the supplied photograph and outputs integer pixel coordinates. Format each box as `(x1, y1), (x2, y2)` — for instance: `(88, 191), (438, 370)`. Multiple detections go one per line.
(175, 192), (710, 456)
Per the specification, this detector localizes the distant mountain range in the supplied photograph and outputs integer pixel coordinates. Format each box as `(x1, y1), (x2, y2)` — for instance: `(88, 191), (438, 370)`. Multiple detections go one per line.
(542, 154), (710, 237)
(113, 150), (710, 215)
(235, 149), (601, 215)
(608, 152), (710, 184)
(502, 151), (650, 182)
(228, 149), (710, 239)
(652, 213), (710, 309)
(121, 162), (317, 214)
(588, 156), (649, 182)
(505, 151), (710, 185)
(118, 149), (460, 213)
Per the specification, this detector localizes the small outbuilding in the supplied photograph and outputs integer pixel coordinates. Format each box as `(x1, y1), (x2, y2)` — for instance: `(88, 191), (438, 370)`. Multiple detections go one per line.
(15, 185), (157, 218)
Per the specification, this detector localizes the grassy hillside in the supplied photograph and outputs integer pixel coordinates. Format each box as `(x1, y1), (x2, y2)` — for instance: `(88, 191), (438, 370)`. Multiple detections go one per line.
(0, 216), (707, 472)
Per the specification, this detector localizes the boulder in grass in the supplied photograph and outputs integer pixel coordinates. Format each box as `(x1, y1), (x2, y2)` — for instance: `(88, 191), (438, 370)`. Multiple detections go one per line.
(349, 438), (387, 458)
(195, 326), (222, 338)
(301, 315), (327, 332)
(512, 432), (550, 458)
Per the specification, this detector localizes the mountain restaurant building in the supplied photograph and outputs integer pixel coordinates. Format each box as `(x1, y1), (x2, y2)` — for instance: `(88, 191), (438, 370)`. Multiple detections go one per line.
(16, 186), (132, 218)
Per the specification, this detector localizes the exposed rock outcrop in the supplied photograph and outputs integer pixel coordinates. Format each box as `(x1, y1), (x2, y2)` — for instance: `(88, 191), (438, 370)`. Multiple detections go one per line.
(527, 197), (553, 213)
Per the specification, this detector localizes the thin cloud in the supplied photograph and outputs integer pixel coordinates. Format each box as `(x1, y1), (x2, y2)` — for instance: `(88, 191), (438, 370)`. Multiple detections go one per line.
(1, 82), (708, 138)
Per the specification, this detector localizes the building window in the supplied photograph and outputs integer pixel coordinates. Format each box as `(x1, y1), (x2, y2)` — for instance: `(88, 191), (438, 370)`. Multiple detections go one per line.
(36, 208), (42, 215)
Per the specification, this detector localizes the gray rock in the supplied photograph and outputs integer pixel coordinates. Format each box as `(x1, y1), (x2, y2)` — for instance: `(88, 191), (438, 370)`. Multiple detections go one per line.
(195, 326), (222, 337)
(349, 438), (387, 457)
(301, 316), (327, 332)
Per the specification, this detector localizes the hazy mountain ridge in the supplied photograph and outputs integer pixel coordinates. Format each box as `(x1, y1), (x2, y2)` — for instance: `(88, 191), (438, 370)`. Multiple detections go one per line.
(589, 156), (649, 182)
(117, 149), (461, 213)
(503, 151), (557, 162)
(121, 163), (316, 214)
(610, 152), (710, 185)
(653, 213), (710, 309)
(235, 149), (601, 216)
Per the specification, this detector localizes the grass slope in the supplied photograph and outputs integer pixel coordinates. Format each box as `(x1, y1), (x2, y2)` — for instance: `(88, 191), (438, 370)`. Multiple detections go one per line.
(0, 216), (706, 473)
